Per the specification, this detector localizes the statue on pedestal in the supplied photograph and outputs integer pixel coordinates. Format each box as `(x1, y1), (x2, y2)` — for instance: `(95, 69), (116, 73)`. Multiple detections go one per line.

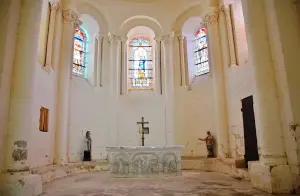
(83, 131), (92, 161)
(198, 131), (215, 158)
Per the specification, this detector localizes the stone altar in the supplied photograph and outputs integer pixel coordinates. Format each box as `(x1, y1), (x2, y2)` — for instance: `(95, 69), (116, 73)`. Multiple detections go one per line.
(106, 146), (184, 177)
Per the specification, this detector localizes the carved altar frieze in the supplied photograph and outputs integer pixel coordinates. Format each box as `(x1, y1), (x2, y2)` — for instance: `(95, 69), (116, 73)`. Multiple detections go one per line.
(107, 146), (183, 177)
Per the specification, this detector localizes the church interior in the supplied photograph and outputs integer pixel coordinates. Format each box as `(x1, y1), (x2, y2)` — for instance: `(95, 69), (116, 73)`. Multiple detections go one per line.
(1, 0), (300, 195)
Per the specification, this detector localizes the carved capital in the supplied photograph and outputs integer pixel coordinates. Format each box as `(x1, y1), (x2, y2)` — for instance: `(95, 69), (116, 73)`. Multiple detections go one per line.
(154, 37), (162, 42)
(121, 36), (128, 43)
(177, 36), (186, 42)
(108, 33), (121, 45)
(221, 5), (230, 13)
(50, 3), (60, 11)
(203, 12), (219, 26)
(161, 35), (174, 45)
(62, 9), (80, 26)
(96, 35), (105, 42)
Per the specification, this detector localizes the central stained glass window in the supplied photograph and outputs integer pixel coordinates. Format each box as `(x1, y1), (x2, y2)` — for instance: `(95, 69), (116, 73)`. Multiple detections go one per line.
(128, 36), (153, 90)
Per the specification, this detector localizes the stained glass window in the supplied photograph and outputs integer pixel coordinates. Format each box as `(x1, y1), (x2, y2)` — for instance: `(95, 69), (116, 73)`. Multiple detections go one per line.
(193, 27), (209, 76)
(128, 36), (153, 90)
(73, 27), (87, 77)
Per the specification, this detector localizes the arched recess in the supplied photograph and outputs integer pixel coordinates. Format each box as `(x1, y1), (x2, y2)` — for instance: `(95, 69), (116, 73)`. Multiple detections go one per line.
(120, 15), (163, 37)
(172, 5), (212, 87)
(76, 1), (109, 35)
(119, 16), (164, 94)
(172, 5), (205, 35)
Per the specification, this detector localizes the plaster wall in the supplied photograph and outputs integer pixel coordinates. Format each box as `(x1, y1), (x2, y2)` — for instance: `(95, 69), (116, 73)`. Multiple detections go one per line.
(27, 0), (62, 168)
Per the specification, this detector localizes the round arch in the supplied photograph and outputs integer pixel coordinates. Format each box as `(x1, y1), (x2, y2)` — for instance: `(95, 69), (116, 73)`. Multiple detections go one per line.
(172, 5), (205, 35)
(76, 1), (109, 35)
(120, 15), (163, 37)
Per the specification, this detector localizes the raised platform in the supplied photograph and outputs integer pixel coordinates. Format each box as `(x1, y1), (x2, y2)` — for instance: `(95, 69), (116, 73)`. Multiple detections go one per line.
(107, 146), (184, 177)
(181, 156), (249, 180)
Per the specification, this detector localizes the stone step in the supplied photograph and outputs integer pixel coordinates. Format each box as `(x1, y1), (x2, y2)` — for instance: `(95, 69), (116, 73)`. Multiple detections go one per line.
(181, 157), (249, 180)
(31, 160), (110, 184)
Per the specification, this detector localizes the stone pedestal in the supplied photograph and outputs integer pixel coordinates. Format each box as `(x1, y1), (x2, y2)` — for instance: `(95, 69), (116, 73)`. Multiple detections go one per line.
(107, 146), (183, 178)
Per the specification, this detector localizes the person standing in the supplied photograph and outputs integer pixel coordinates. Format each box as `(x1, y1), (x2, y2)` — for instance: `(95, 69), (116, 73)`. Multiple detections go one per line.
(83, 131), (92, 161)
(198, 131), (214, 158)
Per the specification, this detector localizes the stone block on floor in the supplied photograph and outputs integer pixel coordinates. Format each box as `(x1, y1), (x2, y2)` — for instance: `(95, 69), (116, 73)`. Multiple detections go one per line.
(0, 174), (42, 196)
(249, 162), (293, 194)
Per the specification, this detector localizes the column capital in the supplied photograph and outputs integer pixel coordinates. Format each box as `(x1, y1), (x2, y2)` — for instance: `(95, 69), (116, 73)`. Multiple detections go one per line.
(108, 32), (121, 45)
(161, 33), (175, 45)
(202, 11), (219, 27)
(96, 34), (105, 41)
(221, 4), (230, 12)
(121, 36), (128, 43)
(51, 2), (60, 10)
(62, 9), (80, 25)
(177, 35), (186, 41)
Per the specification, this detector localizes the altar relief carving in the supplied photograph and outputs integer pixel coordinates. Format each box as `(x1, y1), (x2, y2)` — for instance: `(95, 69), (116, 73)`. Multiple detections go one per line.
(107, 146), (183, 177)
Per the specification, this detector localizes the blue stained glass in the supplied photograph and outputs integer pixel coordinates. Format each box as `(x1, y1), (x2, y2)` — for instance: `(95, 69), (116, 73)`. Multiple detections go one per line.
(128, 36), (153, 90)
(193, 27), (209, 76)
(73, 27), (87, 77)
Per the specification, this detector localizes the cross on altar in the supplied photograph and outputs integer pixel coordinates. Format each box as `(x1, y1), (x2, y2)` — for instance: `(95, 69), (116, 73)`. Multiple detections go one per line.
(137, 117), (149, 146)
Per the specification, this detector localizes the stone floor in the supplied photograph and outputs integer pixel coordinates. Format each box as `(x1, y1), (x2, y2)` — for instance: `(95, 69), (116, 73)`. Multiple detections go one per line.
(40, 170), (293, 196)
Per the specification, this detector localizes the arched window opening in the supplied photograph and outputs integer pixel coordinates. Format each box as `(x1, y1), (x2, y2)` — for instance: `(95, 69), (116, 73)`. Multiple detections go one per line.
(73, 27), (88, 77)
(128, 36), (153, 90)
(193, 27), (209, 76)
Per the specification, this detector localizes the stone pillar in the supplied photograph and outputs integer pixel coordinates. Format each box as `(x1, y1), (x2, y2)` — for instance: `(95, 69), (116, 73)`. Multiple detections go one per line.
(55, 9), (80, 165)
(222, 5), (237, 66)
(0, 1), (43, 195)
(154, 37), (162, 94)
(162, 34), (175, 145)
(203, 11), (230, 157)
(241, 0), (292, 193)
(44, 2), (59, 69)
(3, 0), (42, 173)
(96, 35), (104, 87)
(177, 36), (188, 86)
(121, 36), (128, 94)
(108, 33), (121, 145)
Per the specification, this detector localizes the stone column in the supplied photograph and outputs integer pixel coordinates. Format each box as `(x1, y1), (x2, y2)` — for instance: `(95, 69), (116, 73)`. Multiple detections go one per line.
(162, 34), (175, 145)
(240, 0), (292, 193)
(108, 33), (121, 145)
(222, 5), (237, 66)
(45, 2), (59, 69)
(177, 36), (188, 86)
(55, 9), (80, 165)
(241, 0), (287, 166)
(0, 1), (44, 195)
(96, 35), (104, 87)
(154, 37), (162, 95)
(121, 36), (128, 94)
(3, 0), (43, 173)
(203, 12), (230, 157)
